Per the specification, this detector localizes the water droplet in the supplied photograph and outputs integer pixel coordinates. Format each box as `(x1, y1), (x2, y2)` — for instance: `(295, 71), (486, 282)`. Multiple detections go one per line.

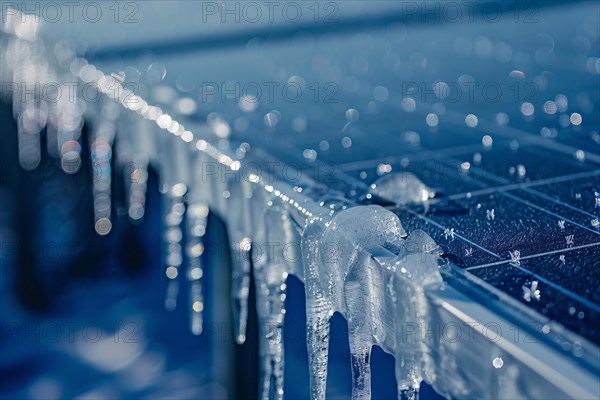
(482, 135), (493, 147)
(570, 113), (582, 126)
(146, 63), (166, 84)
(426, 113), (439, 127)
(492, 357), (504, 368)
(373, 86), (389, 102)
(345, 108), (360, 121)
(543, 101), (557, 115)
(264, 111), (281, 127)
(555, 94), (568, 112)
(495, 112), (509, 125)
(520, 102), (534, 117)
(401, 97), (416, 112)
(465, 114), (478, 127)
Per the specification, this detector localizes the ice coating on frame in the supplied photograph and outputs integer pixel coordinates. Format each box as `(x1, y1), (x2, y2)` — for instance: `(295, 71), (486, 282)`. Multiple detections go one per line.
(301, 205), (442, 400)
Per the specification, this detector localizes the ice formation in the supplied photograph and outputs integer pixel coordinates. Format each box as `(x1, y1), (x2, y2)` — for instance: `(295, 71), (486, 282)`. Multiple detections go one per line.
(368, 173), (435, 205)
(301, 205), (442, 400)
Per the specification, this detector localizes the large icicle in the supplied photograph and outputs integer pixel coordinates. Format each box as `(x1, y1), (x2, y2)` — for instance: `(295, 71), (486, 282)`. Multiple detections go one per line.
(302, 205), (407, 399)
(301, 203), (442, 400)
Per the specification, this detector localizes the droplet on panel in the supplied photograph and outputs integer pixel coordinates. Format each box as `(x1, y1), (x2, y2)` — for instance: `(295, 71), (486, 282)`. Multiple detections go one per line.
(368, 172), (435, 205)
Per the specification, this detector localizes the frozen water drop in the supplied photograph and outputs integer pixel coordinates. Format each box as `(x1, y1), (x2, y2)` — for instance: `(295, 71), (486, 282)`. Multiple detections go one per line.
(368, 173), (435, 205)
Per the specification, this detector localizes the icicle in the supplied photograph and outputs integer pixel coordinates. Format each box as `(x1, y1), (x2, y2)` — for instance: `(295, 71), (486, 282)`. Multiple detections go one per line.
(163, 190), (186, 311)
(185, 150), (218, 333)
(9, 33), (49, 171)
(324, 206), (406, 400)
(186, 203), (208, 335)
(160, 137), (192, 311)
(126, 155), (149, 223)
(301, 210), (337, 400)
(226, 179), (253, 344)
(255, 262), (288, 400)
(119, 116), (158, 223)
(392, 250), (442, 400)
(349, 342), (372, 400)
(399, 387), (420, 400)
(114, 120), (149, 223)
(90, 119), (115, 236)
(250, 192), (301, 399)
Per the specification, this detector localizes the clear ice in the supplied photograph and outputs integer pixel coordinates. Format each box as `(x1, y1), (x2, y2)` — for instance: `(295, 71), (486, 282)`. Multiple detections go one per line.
(302, 205), (442, 400)
(245, 186), (302, 400)
(226, 179), (253, 344)
(369, 173), (435, 205)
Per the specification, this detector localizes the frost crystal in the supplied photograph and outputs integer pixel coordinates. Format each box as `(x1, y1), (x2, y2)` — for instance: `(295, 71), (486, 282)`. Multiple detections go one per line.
(444, 228), (455, 240)
(565, 235), (575, 247)
(522, 281), (541, 302)
(509, 250), (521, 266)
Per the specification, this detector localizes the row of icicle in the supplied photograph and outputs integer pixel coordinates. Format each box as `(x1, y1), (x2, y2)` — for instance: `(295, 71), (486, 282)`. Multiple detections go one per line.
(1, 10), (444, 399)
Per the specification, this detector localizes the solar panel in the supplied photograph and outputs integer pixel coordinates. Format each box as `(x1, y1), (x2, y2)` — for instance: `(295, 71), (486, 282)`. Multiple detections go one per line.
(142, 1), (598, 347)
